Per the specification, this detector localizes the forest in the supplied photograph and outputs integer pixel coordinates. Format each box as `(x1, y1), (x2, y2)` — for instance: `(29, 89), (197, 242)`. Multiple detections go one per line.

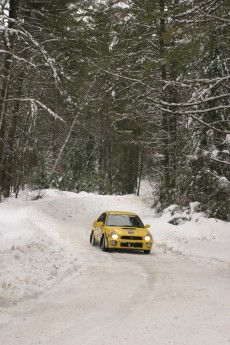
(0, 0), (229, 220)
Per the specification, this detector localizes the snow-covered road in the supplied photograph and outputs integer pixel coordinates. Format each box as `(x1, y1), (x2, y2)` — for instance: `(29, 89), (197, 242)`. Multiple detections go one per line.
(0, 189), (230, 345)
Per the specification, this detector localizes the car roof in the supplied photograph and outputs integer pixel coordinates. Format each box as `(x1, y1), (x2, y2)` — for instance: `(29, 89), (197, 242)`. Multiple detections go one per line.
(105, 211), (138, 216)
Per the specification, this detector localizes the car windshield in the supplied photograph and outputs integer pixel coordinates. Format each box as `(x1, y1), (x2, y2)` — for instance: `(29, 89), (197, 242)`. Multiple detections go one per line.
(106, 214), (144, 228)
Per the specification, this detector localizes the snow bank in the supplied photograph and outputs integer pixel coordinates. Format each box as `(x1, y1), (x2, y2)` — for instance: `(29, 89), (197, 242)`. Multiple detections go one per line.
(0, 194), (78, 307)
(145, 200), (230, 263)
(147, 216), (230, 263)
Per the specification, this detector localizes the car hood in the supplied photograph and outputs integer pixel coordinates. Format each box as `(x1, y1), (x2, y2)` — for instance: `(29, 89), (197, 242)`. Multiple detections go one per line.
(107, 226), (151, 237)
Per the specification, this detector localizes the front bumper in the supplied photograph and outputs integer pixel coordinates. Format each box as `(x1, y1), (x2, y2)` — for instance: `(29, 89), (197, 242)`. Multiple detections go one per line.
(108, 238), (153, 251)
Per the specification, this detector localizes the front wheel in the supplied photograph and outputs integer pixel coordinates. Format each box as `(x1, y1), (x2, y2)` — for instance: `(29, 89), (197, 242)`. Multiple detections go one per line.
(100, 235), (108, 252)
(90, 231), (96, 246)
(144, 250), (150, 254)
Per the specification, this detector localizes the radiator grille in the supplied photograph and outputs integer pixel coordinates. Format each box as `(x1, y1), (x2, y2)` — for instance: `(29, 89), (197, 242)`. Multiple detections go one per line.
(121, 236), (142, 240)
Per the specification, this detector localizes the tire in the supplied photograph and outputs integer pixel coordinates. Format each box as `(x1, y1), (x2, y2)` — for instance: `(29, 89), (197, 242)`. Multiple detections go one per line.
(90, 231), (96, 246)
(100, 235), (108, 252)
(144, 250), (150, 254)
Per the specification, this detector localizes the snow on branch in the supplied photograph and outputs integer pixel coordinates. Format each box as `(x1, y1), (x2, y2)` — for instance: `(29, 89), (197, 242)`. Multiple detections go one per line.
(12, 26), (61, 85)
(7, 98), (65, 123)
(210, 157), (230, 166)
(100, 68), (146, 86)
(159, 94), (230, 108)
(0, 49), (36, 68)
(158, 101), (230, 119)
(200, 12), (230, 24)
(155, 104), (230, 135)
(163, 75), (230, 86)
(49, 111), (80, 178)
(177, 104), (230, 115)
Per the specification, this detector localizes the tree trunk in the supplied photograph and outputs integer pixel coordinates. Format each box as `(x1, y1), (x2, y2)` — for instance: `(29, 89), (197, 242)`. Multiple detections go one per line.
(0, 0), (20, 199)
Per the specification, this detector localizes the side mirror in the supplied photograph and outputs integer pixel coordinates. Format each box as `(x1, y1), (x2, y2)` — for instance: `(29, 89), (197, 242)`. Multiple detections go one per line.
(97, 221), (104, 227)
(145, 224), (150, 228)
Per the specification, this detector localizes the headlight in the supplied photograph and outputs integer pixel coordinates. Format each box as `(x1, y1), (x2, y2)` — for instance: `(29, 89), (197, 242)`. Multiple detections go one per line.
(144, 235), (151, 241)
(111, 232), (118, 239)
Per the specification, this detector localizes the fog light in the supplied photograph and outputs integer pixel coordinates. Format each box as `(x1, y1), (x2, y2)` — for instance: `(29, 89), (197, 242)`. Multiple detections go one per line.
(146, 242), (151, 248)
(110, 240), (117, 246)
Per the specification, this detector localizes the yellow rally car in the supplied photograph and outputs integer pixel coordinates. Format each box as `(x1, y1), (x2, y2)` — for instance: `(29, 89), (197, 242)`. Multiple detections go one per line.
(90, 211), (153, 254)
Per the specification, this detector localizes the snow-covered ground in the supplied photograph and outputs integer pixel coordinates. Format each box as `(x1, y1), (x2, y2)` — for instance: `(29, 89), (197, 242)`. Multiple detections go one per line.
(0, 183), (230, 345)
